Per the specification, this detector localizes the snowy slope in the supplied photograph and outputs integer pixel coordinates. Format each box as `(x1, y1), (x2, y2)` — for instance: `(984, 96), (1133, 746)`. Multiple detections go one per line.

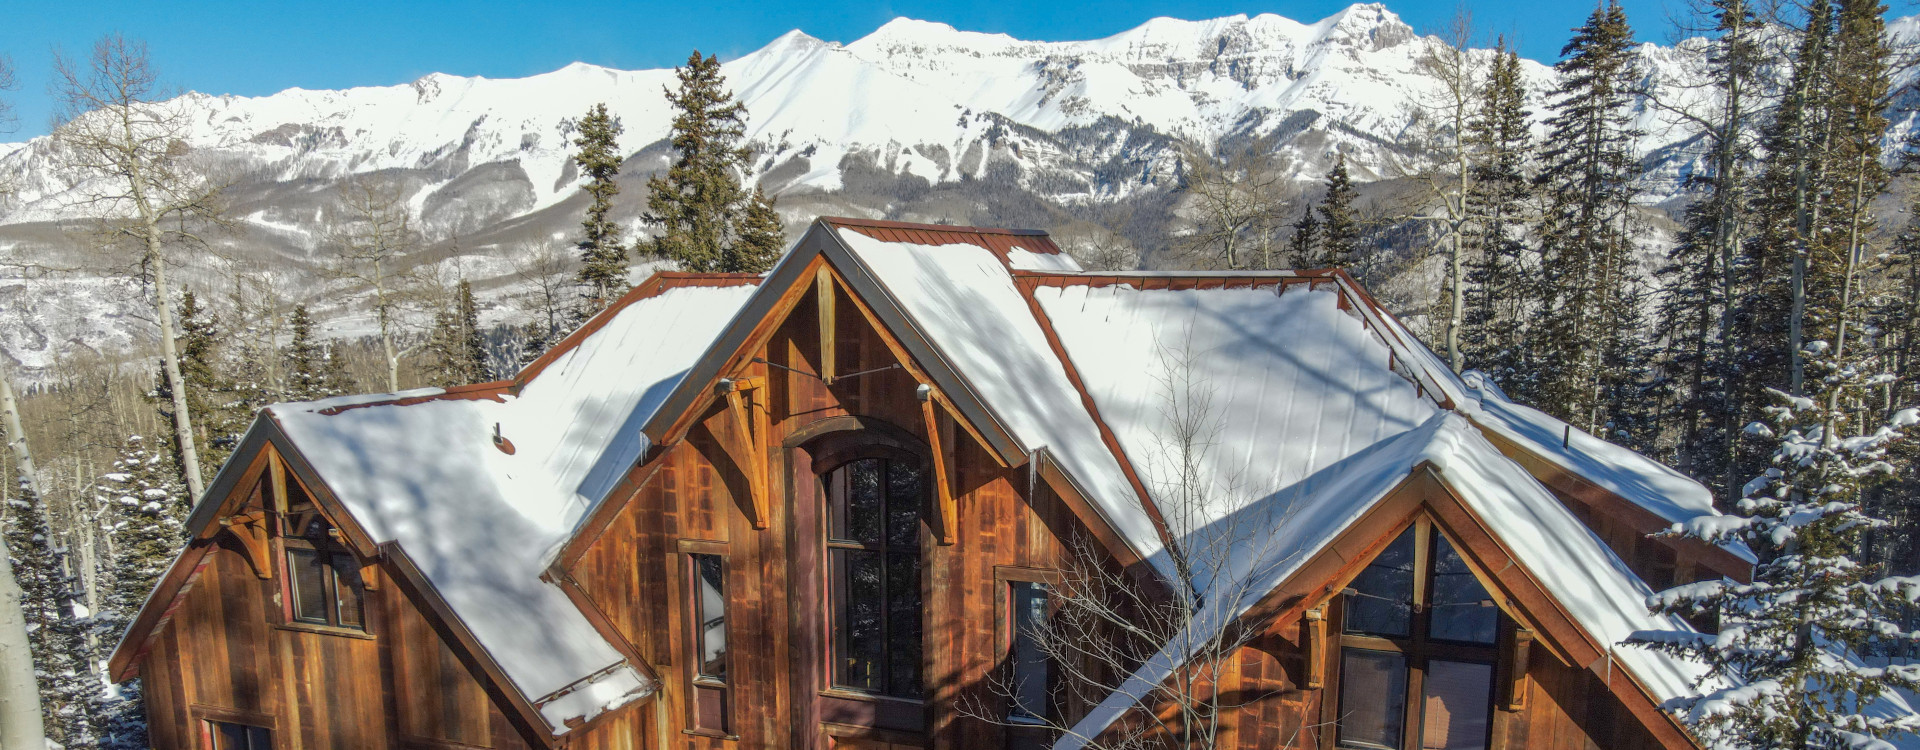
(3, 3), (1918, 372)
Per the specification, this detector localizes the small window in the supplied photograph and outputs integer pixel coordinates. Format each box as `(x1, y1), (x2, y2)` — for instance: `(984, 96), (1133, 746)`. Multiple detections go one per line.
(692, 554), (728, 681)
(204, 720), (271, 750)
(687, 552), (730, 735)
(283, 516), (365, 631)
(1007, 581), (1052, 723)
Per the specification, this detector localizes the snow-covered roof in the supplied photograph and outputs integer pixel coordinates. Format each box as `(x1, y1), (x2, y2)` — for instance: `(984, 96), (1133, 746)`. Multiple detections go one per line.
(832, 229), (1174, 579)
(1057, 414), (1714, 748)
(1031, 282), (1436, 592)
(1456, 372), (1757, 564)
(267, 280), (758, 733)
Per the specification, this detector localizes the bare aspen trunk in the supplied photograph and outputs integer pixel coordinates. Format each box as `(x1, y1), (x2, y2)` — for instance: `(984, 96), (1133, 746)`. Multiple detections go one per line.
(151, 249), (205, 499)
(0, 373), (49, 750)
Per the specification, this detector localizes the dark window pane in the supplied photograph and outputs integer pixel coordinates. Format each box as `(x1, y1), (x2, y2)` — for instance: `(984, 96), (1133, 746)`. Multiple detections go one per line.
(694, 554), (728, 681)
(1338, 649), (1407, 750)
(1345, 528), (1416, 637)
(832, 459), (883, 545)
(885, 462), (923, 548)
(1420, 661), (1493, 750)
(1429, 537), (1497, 644)
(832, 549), (885, 692)
(288, 548), (328, 624)
(209, 721), (271, 750)
(1009, 582), (1051, 722)
(886, 551), (922, 697)
(333, 554), (364, 630)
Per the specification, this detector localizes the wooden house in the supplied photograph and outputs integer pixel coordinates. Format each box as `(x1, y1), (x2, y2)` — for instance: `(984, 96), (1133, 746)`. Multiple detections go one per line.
(112, 217), (1781, 750)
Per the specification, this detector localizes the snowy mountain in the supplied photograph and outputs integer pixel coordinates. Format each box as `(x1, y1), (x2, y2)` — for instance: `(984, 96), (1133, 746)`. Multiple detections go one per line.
(1, 3), (1915, 373)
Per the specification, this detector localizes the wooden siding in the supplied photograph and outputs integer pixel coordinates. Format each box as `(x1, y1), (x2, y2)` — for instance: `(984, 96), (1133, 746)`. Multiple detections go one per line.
(135, 474), (542, 750)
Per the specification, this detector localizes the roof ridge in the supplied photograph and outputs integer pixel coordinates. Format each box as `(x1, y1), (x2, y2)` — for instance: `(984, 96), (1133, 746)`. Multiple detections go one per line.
(820, 215), (1052, 236)
(513, 271), (764, 387)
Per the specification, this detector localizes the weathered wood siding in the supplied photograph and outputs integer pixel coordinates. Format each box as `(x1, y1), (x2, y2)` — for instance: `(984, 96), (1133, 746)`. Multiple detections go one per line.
(135, 475), (539, 750)
(569, 276), (1104, 750)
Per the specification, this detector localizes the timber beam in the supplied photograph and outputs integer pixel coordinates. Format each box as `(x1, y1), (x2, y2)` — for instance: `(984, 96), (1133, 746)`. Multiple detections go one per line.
(217, 511), (273, 579)
(918, 384), (959, 545)
(715, 375), (771, 529)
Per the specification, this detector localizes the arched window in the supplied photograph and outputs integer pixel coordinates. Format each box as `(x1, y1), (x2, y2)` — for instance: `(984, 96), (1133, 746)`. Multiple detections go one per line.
(1334, 520), (1501, 750)
(824, 455), (924, 698)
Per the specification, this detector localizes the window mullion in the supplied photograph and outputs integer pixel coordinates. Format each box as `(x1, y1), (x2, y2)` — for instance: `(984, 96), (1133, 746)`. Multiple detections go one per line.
(877, 474), (891, 696)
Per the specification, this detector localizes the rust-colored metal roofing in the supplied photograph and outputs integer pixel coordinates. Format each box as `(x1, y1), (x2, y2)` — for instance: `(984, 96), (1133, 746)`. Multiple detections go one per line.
(821, 215), (1065, 263)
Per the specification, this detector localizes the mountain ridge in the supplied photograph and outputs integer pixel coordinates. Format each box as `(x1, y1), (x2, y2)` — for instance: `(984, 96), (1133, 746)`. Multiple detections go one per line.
(0, 3), (1914, 374)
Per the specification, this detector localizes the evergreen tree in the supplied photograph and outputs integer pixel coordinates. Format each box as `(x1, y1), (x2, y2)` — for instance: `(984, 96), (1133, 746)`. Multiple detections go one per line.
(94, 435), (184, 750)
(321, 341), (357, 397)
(1314, 154), (1359, 268)
(153, 291), (234, 491)
(643, 51), (780, 274)
(427, 280), (488, 387)
(284, 305), (334, 402)
(1654, 0), (1763, 484)
(1629, 341), (1920, 748)
(4, 473), (100, 745)
(1461, 42), (1537, 393)
(1290, 207), (1321, 266)
(571, 103), (628, 315)
(1529, 1), (1646, 434)
(730, 185), (785, 274)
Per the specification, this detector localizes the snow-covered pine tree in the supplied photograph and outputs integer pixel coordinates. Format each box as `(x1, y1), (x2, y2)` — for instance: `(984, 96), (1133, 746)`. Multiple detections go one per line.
(643, 51), (777, 274)
(730, 185), (785, 274)
(94, 435), (185, 750)
(570, 103), (628, 316)
(3, 470), (100, 745)
(1653, 0), (1763, 484)
(1530, 1), (1646, 435)
(1461, 41), (1537, 396)
(1629, 339), (1920, 749)
(1313, 154), (1359, 269)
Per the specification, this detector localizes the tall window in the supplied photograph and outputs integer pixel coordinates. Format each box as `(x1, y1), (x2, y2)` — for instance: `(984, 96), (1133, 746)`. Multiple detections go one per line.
(687, 552), (730, 734)
(203, 720), (270, 750)
(1336, 522), (1501, 750)
(1007, 581), (1052, 723)
(826, 456), (924, 698)
(283, 515), (365, 631)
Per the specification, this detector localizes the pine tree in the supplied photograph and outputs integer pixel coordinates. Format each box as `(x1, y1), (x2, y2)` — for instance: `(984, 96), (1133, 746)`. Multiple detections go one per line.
(1461, 42), (1537, 393)
(1529, 1), (1646, 434)
(730, 185), (785, 274)
(321, 341), (357, 397)
(1314, 154), (1359, 268)
(1654, 0), (1763, 484)
(571, 103), (628, 315)
(4, 473), (100, 745)
(94, 435), (184, 750)
(284, 305), (334, 402)
(1290, 207), (1321, 266)
(427, 280), (488, 387)
(1629, 341), (1920, 748)
(643, 51), (778, 274)
(153, 291), (234, 491)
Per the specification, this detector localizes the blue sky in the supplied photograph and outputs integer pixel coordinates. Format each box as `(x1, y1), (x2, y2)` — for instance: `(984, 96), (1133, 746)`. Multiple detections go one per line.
(0, 0), (1750, 139)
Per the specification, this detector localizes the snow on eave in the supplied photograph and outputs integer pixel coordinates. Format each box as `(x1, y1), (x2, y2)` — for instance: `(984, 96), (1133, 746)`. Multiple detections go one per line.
(1056, 415), (1712, 749)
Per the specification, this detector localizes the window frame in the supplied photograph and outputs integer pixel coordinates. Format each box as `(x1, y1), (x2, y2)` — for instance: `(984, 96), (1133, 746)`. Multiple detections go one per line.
(818, 448), (928, 701)
(200, 718), (273, 750)
(995, 566), (1062, 729)
(1327, 517), (1506, 750)
(679, 540), (734, 738)
(278, 512), (367, 634)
